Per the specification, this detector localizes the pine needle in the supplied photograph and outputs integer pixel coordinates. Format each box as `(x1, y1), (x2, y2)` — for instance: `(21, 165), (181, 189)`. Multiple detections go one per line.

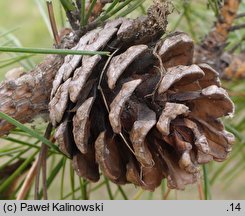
(0, 47), (110, 56)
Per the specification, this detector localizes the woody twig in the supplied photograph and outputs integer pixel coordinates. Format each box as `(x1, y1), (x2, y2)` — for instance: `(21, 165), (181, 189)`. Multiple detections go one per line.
(194, 0), (245, 78)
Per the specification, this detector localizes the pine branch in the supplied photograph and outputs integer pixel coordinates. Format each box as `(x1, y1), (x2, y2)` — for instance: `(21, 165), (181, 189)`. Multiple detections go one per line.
(205, 0), (241, 46)
(229, 23), (245, 31)
(0, 54), (64, 137)
(194, 0), (242, 77)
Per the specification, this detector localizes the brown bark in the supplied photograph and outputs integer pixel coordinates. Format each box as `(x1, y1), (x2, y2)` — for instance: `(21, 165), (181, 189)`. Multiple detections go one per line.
(194, 0), (241, 75)
(0, 54), (63, 136)
(212, 0), (241, 43)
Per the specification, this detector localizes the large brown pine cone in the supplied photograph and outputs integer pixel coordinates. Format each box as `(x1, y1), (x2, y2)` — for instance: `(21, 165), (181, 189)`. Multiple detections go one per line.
(49, 7), (235, 191)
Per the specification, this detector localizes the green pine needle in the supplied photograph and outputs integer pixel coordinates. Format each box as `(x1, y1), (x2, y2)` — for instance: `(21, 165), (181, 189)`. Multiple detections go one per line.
(80, 0), (86, 27)
(96, 0), (133, 22)
(85, 0), (97, 24)
(70, 161), (76, 200)
(0, 112), (59, 152)
(60, 157), (67, 199)
(116, 0), (146, 18)
(104, 177), (114, 200)
(203, 165), (212, 200)
(60, 0), (76, 12)
(3, 137), (40, 150)
(0, 147), (31, 170)
(117, 186), (128, 200)
(0, 150), (38, 193)
(0, 47), (110, 56)
(0, 54), (34, 69)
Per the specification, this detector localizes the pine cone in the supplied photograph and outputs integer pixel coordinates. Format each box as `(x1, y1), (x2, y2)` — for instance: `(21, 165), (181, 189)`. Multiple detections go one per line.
(49, 7), (235, 190)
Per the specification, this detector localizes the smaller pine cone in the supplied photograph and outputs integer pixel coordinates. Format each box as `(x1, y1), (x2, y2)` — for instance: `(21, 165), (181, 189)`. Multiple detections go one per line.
(49, 17), (235, 190)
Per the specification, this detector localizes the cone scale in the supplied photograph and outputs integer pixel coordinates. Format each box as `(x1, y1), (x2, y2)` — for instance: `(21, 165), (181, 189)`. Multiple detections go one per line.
(49, 6), (235, 191)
